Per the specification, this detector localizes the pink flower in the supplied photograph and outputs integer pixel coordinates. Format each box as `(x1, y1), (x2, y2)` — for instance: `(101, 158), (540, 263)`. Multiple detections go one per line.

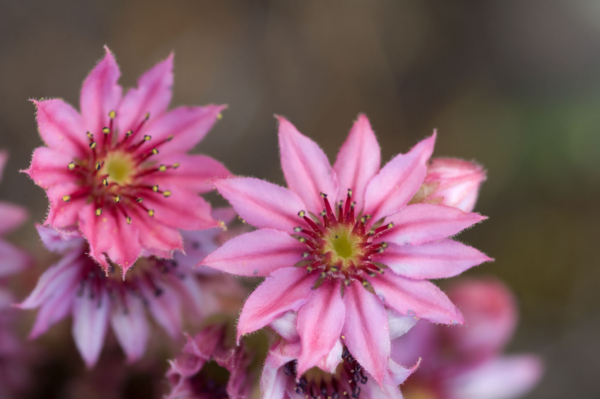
(412, 158), (486, 212)
(166, 323), (255, 399)
(392, 278), (544, 399)
(18, 209), (243, 368)
(202, 115), (491, 384)
(261, 312), (419, 399)
(25, 47), (230, 275)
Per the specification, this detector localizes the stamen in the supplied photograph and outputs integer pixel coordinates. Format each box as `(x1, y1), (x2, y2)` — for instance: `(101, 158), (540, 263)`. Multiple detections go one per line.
(62, 195), (71, 202)
(163, 190), (171, 197)
(95, 208), (102, 216)
(68, 162), (76, 170)
(114, 196), (121, 203)
(172, 162), (180, 169)
(148, 209), (155, 217)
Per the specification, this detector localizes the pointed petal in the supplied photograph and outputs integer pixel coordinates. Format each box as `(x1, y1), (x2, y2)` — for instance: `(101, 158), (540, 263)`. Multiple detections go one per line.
(448, 355), (544, 399)
(80, 47), (122, 140)
(382, 204), (487, 246)
(24, 147), (77, 189)
(215, 177), (306, 233)
(141, 105), (226, 157)
(260, 341), (301, 399)
(117, 53), (174, 140)
(201, 229), (304, 277)
(333, 114), (381, 212)
(425, 158), (486, 212)
(342, 282), (390, 385)
(72, 288), (110, 368)
(0, 150), (7, 180)
(373, 240), (492, 280)
(36, 224), (84, 253)
(0, 240), (31, 277)
(387, 358), (420, 385)
(270, 311), (300, 343)
(45, 182), (87, 228)
(0, 202), (27, 235)
(237, 267), (316, 342)
(78, 204), (141, 272)
(150, 154), (231, 194)
(370, 272), (463, 325)
(278, 116), (339, 215)
(387, 308), (418, 340)
(141, 281), (182, 339)
(127, 204), (183, 259)
(110, 293), (150, 363)
(29, 282), (78, 339)
(364, 133), (435, 221)
(296, 279), (345, 376)
(317, 339), (343, 374)
(32, 99), (89, 157)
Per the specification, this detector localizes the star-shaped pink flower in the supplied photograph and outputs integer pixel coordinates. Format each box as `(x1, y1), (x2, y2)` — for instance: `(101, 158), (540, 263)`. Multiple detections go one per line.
(25, 47), (230, 275)
(202, 115), (492, 385)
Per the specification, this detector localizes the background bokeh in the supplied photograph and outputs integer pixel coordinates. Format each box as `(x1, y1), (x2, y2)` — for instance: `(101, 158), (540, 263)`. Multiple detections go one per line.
(0, 1), (599, 398)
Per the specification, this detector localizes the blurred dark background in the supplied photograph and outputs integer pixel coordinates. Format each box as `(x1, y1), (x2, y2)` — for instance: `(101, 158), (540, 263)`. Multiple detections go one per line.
(0, 0), (599, 398)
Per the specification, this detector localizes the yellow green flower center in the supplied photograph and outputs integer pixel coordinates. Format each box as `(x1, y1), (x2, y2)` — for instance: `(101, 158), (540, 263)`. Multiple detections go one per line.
(323, 225), (364, 271)
(102, 152), (136, 185)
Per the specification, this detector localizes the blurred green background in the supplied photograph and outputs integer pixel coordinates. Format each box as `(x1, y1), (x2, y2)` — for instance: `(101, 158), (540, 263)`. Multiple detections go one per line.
(0, 0), (599, 398)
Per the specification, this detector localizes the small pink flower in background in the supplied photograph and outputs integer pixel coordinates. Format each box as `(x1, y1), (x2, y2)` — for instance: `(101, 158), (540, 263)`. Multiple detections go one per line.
(393, 278), (544, 399)
(202, 115), (491, 385)
(0, 151), (32, 398)
(25, 47), (230, 274)
(166, 322), (255, 399)
(412, 158), (486, 213)
(17, 208), (245, 368)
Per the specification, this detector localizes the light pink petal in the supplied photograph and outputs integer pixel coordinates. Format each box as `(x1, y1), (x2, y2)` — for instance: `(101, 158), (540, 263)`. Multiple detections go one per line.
(370, 272), (463, 325)
(447, 355), (544, 399)
(387, 308), (418, 340)
(32, 99), (88, 157)
(333, 114), (380, 212)
(296, 279), (345, 376)
(270, 311), (300, 343)
(201, 229), (304, 277)
(390, 321), (438, 371)
(141, 281), (182, 339)
(0, 202), (27, 235)
(149, 153), (231, 194)
(24, 147), (76, 189)
(260, 341), (301, 399)
(17, 249), (82, 309)
(446, 279), (517, 358)
(0, 240), (30, 277)
(373, 240), (492, 280)
(215, 177), (306, 233)
(364, 133), (436, 221)
(45, 182), (87, 228)
(110, 293), (150, 363)
(237, 267), (317, 342)
(72, 287), (110, 368)
(116, 53), (173, 140)
(387, 358), (420, 385)
(168, 273), (217, 319)
(317, 338), (343, 374)
(342, 282), (390, 385)
(78, 204), (141, 273)
(0, 150), (7, 180)
(28, 281), (77, 339)
(141, 105), (226, 157)
(177, 229), (221, 271)
(127, 205), (183, 260)
(36, 224), (84, 253)
(80, 47), (122, 141)
(425, 158), (486, 212)
(278, 116), (339, 215)
(382, 203), (487, 246)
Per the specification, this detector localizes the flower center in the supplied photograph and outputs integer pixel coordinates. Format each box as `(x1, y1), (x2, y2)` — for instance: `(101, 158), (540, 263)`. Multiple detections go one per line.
(103, 151), (136, 185)
(294, 190), (394, 286)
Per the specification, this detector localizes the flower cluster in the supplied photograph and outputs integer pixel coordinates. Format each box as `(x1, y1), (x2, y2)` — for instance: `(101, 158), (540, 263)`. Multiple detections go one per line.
(0, 48), (543, 398)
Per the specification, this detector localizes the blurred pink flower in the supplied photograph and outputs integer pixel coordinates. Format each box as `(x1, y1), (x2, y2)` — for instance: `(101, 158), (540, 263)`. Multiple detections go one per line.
(202, 115), (491, 384)
(166, 323), (255, 399)
(25, 47), (230, 275)
(392, 278), (544, 399)
(18, 208), (243, 368)
(412, 158), (486, 212)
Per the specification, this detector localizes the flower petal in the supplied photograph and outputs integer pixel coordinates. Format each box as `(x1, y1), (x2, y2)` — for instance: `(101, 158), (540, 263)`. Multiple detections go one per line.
(141, 105), (226, 157)
(373, 240), (492, 280)
(80, 47), (122, 141)
(296, 279), (345, 376)
(36, 225), (84, 253)
(45, 182), (87, 228)
(201, 229), (305, 277)
(382, 204), (487, 246)
(116, 53), (174, 140)
(150, 154), (231, 194)
(0, 150), (7, 180)
(237, 267), (317, 342)
(31, 99), (88, 157)
(261, 341), (301, 399)
(24, 147), (77, 189)
(447, 355), (544, 399)
(278, 116), (339, 215)
(141, 281), (182, 339)
(110, 293), (150, 363)
(72, 287), (110, 368)
(370, 272), (463, 325)
(0, 202), (27, 236)
(364, 133), (435, 221)
(215, 177), (306, 233)
(78, 204), (141, 273)
(128, 205), (183, 260)
(387, 308), (418, 341)
(333, 114), (380, 212)
(342, 282), (390, 385)
(29, 282), (77, 339)
(0, 240), (30, 278)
